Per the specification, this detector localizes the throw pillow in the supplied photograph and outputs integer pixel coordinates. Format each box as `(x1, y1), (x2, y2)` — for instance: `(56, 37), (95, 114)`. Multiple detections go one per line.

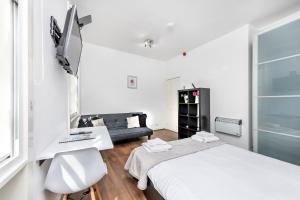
(139, 114), (147, 127)
(70, 115), (81, 129)
(127, 116), (140, 128)
(92, 118), (105, 127)
(78, 118), (93, 128)
(133, 114), (147, 127)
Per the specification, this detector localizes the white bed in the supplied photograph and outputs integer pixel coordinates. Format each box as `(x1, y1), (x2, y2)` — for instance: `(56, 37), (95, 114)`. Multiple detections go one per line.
(147, 144), (300, 200)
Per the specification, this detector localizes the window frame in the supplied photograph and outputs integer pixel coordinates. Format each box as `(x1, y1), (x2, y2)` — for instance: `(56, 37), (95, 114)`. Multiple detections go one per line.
(0, 0), (28, 189)
(0, 0), (19, 167)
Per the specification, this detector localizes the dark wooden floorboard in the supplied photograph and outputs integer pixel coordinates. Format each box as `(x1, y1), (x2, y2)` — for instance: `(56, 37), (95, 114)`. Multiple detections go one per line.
(68, 129), (177, 200)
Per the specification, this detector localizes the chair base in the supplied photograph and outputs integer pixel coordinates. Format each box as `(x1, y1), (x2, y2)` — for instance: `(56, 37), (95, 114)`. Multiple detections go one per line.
(61, 184), (102, 200)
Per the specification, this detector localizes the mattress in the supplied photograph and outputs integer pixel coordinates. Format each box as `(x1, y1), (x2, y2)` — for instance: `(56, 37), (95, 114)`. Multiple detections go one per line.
(147, 144), (300, 200)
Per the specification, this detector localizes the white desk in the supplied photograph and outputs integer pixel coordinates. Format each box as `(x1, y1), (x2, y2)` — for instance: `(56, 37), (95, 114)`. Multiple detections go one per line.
(37, 126), (113, 161)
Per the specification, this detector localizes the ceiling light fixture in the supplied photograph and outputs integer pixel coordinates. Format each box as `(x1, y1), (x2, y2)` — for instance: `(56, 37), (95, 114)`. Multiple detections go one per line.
(144, 39), (154, 48)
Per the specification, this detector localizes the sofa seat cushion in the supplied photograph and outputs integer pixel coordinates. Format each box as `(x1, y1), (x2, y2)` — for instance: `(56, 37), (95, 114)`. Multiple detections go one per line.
(109, 127), (153, 141)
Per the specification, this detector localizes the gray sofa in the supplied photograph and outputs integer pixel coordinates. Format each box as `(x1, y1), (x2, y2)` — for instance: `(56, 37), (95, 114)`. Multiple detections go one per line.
(80, 112), (153, 142)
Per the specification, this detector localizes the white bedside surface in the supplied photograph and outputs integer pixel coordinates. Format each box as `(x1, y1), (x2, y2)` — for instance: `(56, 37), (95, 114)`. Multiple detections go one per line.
(36, 126), (113, 161)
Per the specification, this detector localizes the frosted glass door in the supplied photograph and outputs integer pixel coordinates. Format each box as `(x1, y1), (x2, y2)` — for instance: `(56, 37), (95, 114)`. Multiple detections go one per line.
(254, 18), (300, 166)
(258, 98), (300, 136)
(258, 19), (300, 63)
(258, 56), (300, 96)
(255, 131), (300, 165)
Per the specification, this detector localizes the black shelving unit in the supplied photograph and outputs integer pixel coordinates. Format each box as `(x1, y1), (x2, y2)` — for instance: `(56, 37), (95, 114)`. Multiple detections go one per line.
(178, 88), (210, 139)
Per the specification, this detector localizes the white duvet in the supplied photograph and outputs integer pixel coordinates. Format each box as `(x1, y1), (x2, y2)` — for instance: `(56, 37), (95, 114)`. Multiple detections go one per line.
(148, 144), (300, 200)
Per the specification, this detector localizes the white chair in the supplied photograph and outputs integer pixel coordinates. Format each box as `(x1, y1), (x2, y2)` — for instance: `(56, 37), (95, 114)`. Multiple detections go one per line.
(45, 148), (107, 200)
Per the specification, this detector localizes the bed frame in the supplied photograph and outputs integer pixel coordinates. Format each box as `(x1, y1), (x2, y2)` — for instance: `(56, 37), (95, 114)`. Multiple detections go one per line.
(144, 178), (165, 200)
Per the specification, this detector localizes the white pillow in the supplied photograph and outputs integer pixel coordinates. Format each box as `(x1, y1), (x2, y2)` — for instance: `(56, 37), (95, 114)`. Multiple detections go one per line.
(127, 116), (140, 128)
(92, 118), (105, 127)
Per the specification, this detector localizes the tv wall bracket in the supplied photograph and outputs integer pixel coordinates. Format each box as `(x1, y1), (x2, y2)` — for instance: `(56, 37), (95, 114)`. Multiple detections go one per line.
(50, 16), (62, 47)
(50, 15), (92, 47)
(78, 15), (92, 28)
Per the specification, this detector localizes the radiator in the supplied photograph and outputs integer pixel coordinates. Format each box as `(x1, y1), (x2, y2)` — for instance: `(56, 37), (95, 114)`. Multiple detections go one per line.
(215, 117), (242, 137)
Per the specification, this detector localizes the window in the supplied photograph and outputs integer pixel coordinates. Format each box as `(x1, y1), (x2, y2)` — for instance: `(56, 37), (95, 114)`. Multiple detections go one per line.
(0, 0), (19, 164)
(0, 0), (27, 187)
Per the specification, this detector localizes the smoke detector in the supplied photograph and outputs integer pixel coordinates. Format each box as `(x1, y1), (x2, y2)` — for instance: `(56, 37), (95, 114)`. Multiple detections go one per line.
(144, 39), (154, 48)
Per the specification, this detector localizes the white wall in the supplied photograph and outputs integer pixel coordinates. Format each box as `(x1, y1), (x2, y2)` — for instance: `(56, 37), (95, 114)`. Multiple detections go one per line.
(0, 167), (29, 200)
(166, 25), (252, 149)
(29, 0), (71, 200)
(0, 1), (299, 200)
(80, 43), (167, 129)
(32, 0), (70, 155)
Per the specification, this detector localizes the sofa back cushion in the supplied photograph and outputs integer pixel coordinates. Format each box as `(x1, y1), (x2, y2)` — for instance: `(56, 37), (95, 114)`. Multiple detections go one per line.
(80, 113), (143, 130)
(102, 114), (127, 129)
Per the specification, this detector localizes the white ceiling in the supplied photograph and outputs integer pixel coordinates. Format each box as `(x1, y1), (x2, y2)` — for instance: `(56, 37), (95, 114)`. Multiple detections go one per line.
(73, 0), (300, 61)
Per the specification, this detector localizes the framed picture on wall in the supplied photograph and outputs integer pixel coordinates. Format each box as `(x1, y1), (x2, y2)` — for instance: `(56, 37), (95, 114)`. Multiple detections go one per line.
(127, 75), (137, 89)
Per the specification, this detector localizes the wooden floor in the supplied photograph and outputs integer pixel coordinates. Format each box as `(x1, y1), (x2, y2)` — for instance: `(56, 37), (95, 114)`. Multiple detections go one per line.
(68, 129), (177, 200)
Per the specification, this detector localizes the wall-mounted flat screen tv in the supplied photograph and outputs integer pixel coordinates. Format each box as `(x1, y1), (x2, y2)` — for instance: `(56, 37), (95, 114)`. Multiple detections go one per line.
(56, 5), (82, 76)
